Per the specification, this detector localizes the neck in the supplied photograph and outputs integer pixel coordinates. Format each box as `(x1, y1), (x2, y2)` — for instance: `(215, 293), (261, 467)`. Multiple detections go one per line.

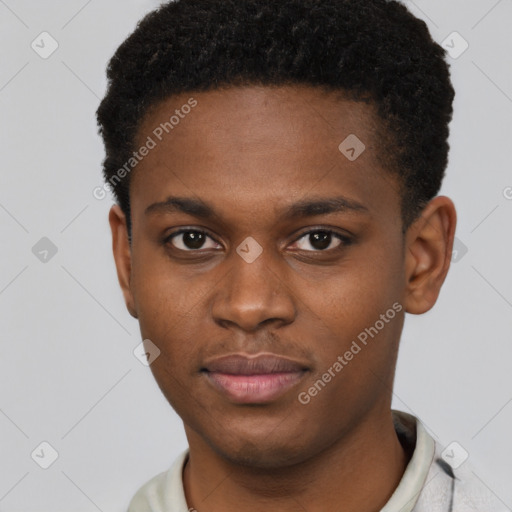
(183, 409), (410, 512)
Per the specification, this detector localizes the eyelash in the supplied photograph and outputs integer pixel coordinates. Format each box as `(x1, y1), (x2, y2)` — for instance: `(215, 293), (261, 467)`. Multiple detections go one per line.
(163, 227), (353, 254)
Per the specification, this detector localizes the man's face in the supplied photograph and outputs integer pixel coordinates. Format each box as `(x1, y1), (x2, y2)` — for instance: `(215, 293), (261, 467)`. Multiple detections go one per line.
(125, 85), (408, 467)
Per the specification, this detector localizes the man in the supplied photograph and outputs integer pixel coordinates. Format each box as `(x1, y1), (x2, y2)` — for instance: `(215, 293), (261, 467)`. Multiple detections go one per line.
(96, 0), (505, 510)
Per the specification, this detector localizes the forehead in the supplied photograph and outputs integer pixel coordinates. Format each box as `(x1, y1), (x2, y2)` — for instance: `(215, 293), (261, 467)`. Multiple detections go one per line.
(130, 85), (400, 224)
(136, 84), (377, 155)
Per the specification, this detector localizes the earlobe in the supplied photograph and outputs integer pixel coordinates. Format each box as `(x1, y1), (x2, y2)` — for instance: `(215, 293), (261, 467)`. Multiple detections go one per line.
(403, 196), (457, 315)
(108, 204), (138, 319)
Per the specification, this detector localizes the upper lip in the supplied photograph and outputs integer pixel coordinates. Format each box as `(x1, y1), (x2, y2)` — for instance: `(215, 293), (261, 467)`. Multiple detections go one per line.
(202, 353), (309, 375)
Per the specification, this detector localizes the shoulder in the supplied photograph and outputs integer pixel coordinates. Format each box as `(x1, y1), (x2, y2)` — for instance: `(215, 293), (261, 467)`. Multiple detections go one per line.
(415, 442), (508, 512)
(451, 456), (508, 512)
(127, 449), (190, 512)
(127, 469), (169, 512)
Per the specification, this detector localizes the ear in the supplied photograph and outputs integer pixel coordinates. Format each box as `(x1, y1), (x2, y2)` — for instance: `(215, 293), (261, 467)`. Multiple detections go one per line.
(108, 204), (138, 319)
(403, 196), (457, 315)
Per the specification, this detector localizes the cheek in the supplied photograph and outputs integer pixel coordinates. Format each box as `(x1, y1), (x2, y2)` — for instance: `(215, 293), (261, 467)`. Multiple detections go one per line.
(132, 272), (195, 365)
(310, 255), (401, 333)
(134, 284), (204, 414)
(132, 247), (201, 328)
(299, 252), (404, 387)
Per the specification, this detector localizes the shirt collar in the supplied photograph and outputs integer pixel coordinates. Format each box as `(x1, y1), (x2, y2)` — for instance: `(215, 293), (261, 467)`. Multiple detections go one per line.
(140, 409), (436, 512)
(380, 410), (436, 512)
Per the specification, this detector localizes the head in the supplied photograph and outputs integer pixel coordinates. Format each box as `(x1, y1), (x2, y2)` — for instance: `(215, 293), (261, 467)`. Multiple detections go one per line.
(97, 0), (456, 468)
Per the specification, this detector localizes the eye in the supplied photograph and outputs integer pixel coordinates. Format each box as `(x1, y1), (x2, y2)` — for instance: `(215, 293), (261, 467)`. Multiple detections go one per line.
(290, 229), (351, 252)
(164, 228), (352, 254)
(165, 229), (221, 251)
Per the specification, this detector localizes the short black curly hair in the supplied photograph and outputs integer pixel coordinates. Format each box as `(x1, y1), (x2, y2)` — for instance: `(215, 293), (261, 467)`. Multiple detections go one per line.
(96, 0), (454, 235)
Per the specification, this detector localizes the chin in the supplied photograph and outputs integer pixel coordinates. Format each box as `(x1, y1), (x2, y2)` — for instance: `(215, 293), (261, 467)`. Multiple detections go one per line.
(205, 426), (316, 470)
(218, 444), (304, 469)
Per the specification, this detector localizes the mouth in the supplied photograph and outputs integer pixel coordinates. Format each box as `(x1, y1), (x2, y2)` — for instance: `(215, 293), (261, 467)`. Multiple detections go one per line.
(201, 353), (309, 404)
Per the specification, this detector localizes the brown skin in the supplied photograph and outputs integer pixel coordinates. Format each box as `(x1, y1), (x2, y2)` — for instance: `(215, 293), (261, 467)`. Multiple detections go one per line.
(109, 85), (456, 511)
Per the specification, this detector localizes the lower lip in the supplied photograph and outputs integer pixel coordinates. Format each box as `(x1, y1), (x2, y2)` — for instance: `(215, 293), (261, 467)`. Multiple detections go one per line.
(204, 371), (306, 404)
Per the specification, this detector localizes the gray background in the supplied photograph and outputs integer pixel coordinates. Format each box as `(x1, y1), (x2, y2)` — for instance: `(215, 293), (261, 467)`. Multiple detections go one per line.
(1, 0), (511, 510)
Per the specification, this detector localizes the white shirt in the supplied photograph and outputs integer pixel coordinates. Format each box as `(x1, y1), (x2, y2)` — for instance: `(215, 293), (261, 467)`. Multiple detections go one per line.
(127, 410), (506, 511)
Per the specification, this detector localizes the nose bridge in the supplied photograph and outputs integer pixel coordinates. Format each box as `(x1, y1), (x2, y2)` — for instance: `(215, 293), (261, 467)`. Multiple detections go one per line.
(211, 237), (295, 330)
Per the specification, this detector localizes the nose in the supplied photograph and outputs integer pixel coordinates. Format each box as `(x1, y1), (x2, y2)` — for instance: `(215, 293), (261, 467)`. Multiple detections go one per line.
(211, 244), (296, 332)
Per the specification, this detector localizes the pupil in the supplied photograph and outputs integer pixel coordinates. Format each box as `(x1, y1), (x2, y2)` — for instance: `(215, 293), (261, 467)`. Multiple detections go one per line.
(311, 231), (331, 250)
(184, 231), (205, 249)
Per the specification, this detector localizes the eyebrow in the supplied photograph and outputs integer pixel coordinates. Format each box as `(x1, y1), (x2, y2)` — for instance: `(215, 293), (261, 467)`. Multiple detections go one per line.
(144, 195), (370, 220)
